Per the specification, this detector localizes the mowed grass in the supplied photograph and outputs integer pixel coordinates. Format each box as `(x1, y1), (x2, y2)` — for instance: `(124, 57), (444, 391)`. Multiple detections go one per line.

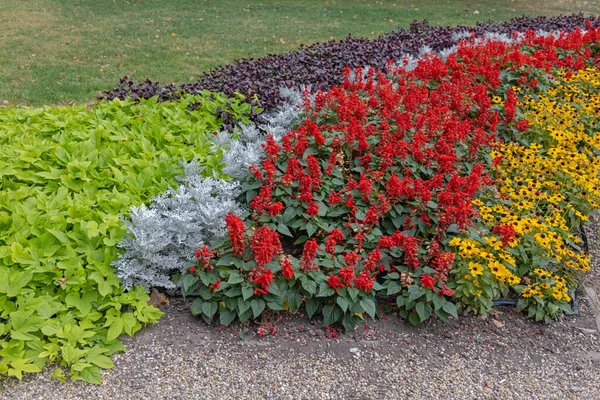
(0, 0), (598, 106)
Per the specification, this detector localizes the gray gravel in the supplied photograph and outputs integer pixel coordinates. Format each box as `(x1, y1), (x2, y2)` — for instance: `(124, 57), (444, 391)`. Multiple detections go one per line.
(2, 218), (600, 400)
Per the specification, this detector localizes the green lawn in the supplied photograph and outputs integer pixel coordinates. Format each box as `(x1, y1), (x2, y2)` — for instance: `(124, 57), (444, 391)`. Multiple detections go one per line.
(1, 0), (598, 106)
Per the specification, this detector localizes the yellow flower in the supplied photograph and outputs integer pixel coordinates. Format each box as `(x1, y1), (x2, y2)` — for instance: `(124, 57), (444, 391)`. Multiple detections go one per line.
(522, 288), (534, 298)
(468, 262), (484, 276)
(459, 241), (479, 258)
(448, 237), (462, 247)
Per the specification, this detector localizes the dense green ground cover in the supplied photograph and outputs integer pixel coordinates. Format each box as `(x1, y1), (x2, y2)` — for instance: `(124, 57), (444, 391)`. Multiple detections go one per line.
(0, 94), (253, 382)
(1, 0), (598, 106)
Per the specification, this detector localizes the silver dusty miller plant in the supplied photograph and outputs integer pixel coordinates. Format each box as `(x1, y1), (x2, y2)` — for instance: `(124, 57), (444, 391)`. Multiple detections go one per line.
(113, 160), (244, 290)
(213, 86), (304, 180)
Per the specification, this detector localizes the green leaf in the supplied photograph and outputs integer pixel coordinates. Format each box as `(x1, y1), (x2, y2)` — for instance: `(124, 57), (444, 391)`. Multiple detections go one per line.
(300, 277), (317, 296)
(360, 298), (376, 318)
(190, 298), (204, 316)
(182, 274), (199, 294)
(227, 273), (244, 285)
(317, 282), (335, 298)
(407, 285), (423, 302)
(322, 304), (341, 326)
(237, 297), (251, 315)
(268, 282), (281, 297)
(415, 302), (432, 323)
(242, 286), (254, 301)
(305, 299), (319, 318)
(336, 296), (349, 313)
(306, 223), (317, 237)
(250, 299), (265, 319)
(267, 301), (286, 311)
(106, 319), (124, 341)
(408, 311), (421, 326)
(87, 354), (114, 369)
(442, 302), (458, 319)
(219, 310), (236, 326)
(202, 302), (218, 319)
(386, 281), (402, 295)
(277, 223), (293, 237)
(347, 287), (359, 301)
(80, 366), (102, 384)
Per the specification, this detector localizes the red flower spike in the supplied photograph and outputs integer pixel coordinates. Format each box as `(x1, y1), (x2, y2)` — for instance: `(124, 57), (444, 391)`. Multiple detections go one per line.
(225, 213), (246, 257)
(209, 280), (221, 293)
(301, 239), (320, 272)
(327, 275), (344, 293)
(281, 258), (294, 280)
(355, 271), (374, 292)
(420, 274), (435, 290)
(250, 226), (282, 268)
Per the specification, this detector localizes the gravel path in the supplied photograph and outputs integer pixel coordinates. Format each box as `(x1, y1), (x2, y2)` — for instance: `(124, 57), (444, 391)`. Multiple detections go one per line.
(2, 218), (600, 400)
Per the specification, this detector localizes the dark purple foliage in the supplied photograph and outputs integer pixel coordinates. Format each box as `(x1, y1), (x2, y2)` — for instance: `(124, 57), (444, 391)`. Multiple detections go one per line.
(100, 14), (600, 112)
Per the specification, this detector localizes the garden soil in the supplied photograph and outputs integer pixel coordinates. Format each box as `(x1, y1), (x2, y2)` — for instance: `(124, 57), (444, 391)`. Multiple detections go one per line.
(2, 218), (600, 399)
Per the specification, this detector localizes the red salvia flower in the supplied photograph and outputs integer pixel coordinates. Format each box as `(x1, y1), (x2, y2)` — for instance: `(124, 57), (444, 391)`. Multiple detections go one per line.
(306, 201), (320, 217)
(504, 88), (517, 123)
(325, 229), (344, 254)
(339, 266), (355, 287)
(327, 274), (344, 293)
(253, 269), (275, 292)
(226, 212), (246, 257)
(358, 173), (372, 200)
(268, 202), (284, 216)
(355, 271), (374, 292)
(195, 244), (216, 271)
(343, 251), (359, 266)
(328, 191), (342, 206)
(250, 226), (282, 268)
(301, 239), (320, 272)
(250, 185), (273, 215)
(209, 279), (221, 293)
(281, 258), (294, 280)
(493, 224), (517, 247)
(420, 274), (435, 290)
(262, 134), (281, 159)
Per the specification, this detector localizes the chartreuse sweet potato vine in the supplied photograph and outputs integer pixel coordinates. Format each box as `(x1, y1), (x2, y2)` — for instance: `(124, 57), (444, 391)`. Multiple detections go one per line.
(0, 93), (254, 383)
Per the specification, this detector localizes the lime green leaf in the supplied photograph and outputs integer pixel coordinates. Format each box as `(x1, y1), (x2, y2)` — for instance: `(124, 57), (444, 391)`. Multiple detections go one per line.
(80, 365), (102, 384)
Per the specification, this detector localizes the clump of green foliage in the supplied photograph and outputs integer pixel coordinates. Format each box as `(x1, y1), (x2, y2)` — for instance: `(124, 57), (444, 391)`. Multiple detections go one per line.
(0, 93), (255, 383)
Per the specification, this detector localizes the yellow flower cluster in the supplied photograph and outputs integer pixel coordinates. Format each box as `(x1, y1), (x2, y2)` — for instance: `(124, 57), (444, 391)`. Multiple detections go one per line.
(521, 268), (571, 302)
(476, 70), (600, 276)
(452, 69), (600, 312)
(450, 237), (520, 285)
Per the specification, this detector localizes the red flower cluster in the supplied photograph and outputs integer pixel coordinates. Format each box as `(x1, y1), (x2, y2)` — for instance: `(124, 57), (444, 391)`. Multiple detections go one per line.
(225, 212), (246, 257)
(419, 274), (435, 290)
(209, 279), (221, 293)
(325, 229), (344, 254)
(253, 269), (274, 296)
(250, 226), (282, 268)
(493, 224), (517, 247)
(355, 271), (374, 292)
(195, 244), (216, 271)
(301, 239), (320, 272)
(281, 257), (295, 280)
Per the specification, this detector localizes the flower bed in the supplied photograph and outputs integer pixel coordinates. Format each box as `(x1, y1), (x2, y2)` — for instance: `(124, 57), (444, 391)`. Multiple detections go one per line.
(180, 28), (600, 330)
(3, 16), (600, 385)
